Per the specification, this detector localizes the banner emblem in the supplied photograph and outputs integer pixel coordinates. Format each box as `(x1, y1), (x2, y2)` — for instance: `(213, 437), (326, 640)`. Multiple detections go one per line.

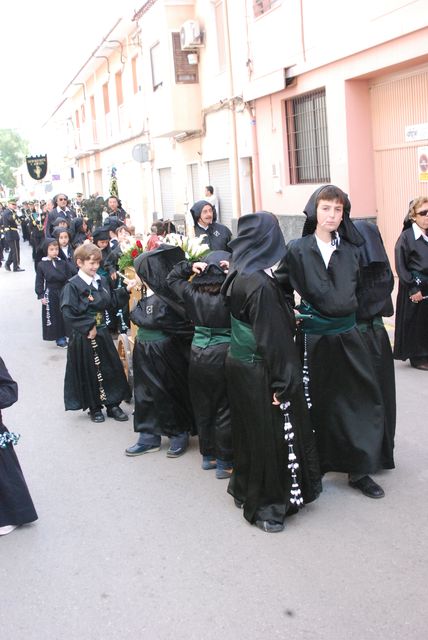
(26, 155), (48, 180)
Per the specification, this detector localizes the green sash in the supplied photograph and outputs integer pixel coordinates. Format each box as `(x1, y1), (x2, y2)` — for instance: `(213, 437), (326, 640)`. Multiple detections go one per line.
(137, 327), (168, 343)
(229, 316), (262, 363)
(192, 326), (231, 349)
(357, 316), (385, 333)
(297, 301), (356, 335)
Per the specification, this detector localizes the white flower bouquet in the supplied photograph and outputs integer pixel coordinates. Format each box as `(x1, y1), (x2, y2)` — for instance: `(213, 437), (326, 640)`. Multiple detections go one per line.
(163, 233), (210, 261)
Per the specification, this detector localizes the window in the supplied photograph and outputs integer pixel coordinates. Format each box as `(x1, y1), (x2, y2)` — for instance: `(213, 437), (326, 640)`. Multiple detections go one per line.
(103, 82), (110, 114)
(150, 42), (163, 90)
(286, 89), (330, 184)
(131, 56), (139, 94)
(253, 0), (280, 17)
(215, 1), (225, 72)
(172, 33), (198, 83)
(115, 71), (123, 106)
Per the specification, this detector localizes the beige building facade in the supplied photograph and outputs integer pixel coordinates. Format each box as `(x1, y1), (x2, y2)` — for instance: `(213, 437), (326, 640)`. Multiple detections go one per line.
(43, 0), (428, 260)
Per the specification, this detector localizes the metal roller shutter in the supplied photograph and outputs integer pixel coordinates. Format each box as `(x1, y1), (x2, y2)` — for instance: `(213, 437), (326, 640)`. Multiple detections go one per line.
(189, 163), (201, 203)
(207, 159), (232, 229)
(159, 167), (175, 218)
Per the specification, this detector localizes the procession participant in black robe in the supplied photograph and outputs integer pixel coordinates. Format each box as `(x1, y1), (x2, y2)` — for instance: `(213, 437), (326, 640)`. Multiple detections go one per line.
(70, 217), (89, 248)
(53, 227), (77, 275)
(222, 212), (321, 533)
(393, 197), (428, 370)
(0, 356), (38, 535)
(103, 224), (133, 334)
(277, 185), (386, 499)
(190, 200), (232, 252)
(353, 219), (396, 469)
(125, 245), (195, 459)
(35, 238), (71, 348)
(60, 243), (135, 423)
(4, 198), (24, 272)
(167, 251), (233, 477)
(29, 208), (47, 272)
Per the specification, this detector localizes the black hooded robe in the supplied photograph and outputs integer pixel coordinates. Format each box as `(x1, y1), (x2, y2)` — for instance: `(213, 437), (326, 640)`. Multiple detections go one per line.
(190, 200), (232, 252)
(353, 220), (396, 469)
(35, 258), (70, 341)
(0, 357), (38, 528)
(130, 296), (194, 439)
(393, 225), (428, 362)
(277, 188), (386, 475)
(167, 258), (233, 461)
(61, 275), (131, 411)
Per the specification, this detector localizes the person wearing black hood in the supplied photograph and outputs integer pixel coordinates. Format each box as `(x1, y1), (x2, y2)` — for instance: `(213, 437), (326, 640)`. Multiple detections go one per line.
(167, 251), (233, 478)
(353, 220), (396, 470)
(70, 217), (89, 248)
(222, 212), (321, 533)
(125, 245), (195, 459)
(393, 196), (428, 370)
(277, 185), (387, 499)
(190, 200), (232, 252)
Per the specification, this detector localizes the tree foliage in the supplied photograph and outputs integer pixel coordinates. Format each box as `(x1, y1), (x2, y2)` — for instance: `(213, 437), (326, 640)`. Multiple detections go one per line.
(0, 129), (28, 189)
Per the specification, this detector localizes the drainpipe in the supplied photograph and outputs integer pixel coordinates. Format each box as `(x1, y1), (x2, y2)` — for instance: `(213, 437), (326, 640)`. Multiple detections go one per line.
(249, 105), (262, 210)
(223, 0), (241, 218)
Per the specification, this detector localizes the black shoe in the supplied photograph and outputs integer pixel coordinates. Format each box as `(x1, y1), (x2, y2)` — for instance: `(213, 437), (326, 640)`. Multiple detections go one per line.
(234, 498), (244, 509)
(410, 361), (428, 371)
(255, 520), (285, 533)
(89, 409), (105, 423)
(349, 475), (385, 499)
(106, 405), (128, 421)
(13, 267), (25, 272)
(5, 265), (11, 271)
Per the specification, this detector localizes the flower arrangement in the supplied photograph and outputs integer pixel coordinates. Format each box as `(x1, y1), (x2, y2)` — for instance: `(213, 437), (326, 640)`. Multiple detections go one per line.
(118, 238), (146, 270)
(163, 233), (210, 261)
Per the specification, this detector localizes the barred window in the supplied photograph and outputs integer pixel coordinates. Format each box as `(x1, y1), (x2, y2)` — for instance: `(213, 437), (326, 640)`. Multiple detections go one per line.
(286, 89), (330, 184)
(253, 0), (280, 17)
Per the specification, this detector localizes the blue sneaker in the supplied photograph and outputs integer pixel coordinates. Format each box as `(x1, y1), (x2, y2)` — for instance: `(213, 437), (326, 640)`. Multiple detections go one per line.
(56, 337), (67, 348)
(216, 459), (233, 479)
(125, 443), (160, 457)
(202, 456), (216, 470)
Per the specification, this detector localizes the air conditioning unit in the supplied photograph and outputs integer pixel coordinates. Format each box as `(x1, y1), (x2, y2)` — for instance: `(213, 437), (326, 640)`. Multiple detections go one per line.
(180, 20), (203, 50)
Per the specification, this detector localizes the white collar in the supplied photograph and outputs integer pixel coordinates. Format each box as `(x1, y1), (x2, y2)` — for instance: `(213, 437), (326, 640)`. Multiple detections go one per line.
(78, 269), (101, 286)
(197, 221), (209, 231)
(412, 222), (428, 242)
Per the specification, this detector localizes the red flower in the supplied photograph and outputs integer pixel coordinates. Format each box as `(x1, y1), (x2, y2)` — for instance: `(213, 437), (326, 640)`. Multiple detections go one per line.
(131, 249), (139, 258)
(136, 239), (143, 249)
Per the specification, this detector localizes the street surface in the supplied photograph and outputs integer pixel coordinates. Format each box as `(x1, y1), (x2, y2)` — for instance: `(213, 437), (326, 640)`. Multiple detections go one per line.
(0, 241), (427, 640)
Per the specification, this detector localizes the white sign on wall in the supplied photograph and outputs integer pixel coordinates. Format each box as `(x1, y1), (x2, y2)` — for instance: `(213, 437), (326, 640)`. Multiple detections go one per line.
(405, 123), (428, 143)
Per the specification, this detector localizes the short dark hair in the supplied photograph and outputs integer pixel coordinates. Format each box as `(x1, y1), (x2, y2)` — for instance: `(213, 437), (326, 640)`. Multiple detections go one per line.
(315, 185), (346, 208)
(205, 185), (214, 195)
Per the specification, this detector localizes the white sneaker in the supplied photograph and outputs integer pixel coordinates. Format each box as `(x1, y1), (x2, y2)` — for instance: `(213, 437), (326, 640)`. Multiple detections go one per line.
(0, 525), (17, 536)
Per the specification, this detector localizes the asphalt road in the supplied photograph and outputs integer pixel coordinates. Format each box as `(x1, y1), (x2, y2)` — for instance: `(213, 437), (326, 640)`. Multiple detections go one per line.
(0, 240), (427, 640)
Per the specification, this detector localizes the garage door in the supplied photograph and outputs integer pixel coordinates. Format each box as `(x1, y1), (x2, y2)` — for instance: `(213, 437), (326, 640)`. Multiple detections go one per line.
(207, 159), (233, 229)
(159, 167), (175, 218)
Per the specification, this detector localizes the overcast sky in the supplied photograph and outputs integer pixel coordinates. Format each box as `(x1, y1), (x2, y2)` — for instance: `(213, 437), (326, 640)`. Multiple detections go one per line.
(1, 0), (137, 142)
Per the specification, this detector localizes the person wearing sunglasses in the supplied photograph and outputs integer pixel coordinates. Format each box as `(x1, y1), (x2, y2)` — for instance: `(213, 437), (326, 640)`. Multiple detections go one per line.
(394, 197), (428, 370)
(46, 194), (76, 237)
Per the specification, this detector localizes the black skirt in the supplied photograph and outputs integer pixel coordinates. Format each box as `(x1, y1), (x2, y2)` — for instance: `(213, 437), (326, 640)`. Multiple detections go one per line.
(42, 286), (67, 341)
(393, 283), (428, 360)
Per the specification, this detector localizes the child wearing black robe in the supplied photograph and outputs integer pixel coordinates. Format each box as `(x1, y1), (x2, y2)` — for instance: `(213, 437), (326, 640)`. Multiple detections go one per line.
(167, 252), (233, 477)
(0, 356), (38, 535)
(35, 238), (71, 348)
(53, 227), (77, 275)
(60, 243), (134, 423)
(125, 246), (195, 458)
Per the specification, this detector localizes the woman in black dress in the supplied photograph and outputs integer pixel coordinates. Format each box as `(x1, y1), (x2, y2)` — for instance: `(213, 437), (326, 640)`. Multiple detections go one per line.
(393, 197), (428, 370)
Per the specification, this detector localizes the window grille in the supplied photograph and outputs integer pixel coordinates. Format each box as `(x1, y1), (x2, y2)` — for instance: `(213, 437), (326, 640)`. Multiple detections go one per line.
(286, 89), (330, 184)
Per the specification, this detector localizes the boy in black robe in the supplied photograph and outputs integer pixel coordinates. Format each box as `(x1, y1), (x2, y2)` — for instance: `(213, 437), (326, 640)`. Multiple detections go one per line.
(277, 185), (387, 499)
(60, 243), (136, 423)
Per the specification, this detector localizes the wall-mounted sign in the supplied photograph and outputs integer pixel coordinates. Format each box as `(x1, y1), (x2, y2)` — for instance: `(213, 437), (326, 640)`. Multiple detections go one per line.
(417, 146), (428, 182)
(405, 123), (428, 143)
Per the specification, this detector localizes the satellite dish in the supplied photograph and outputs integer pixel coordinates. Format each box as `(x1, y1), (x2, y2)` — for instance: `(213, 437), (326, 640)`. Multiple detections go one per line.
(132, 144), (150, 163)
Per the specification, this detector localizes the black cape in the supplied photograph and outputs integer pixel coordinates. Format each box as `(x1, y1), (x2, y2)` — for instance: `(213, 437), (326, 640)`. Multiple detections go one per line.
(35, 258), (70, 341)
